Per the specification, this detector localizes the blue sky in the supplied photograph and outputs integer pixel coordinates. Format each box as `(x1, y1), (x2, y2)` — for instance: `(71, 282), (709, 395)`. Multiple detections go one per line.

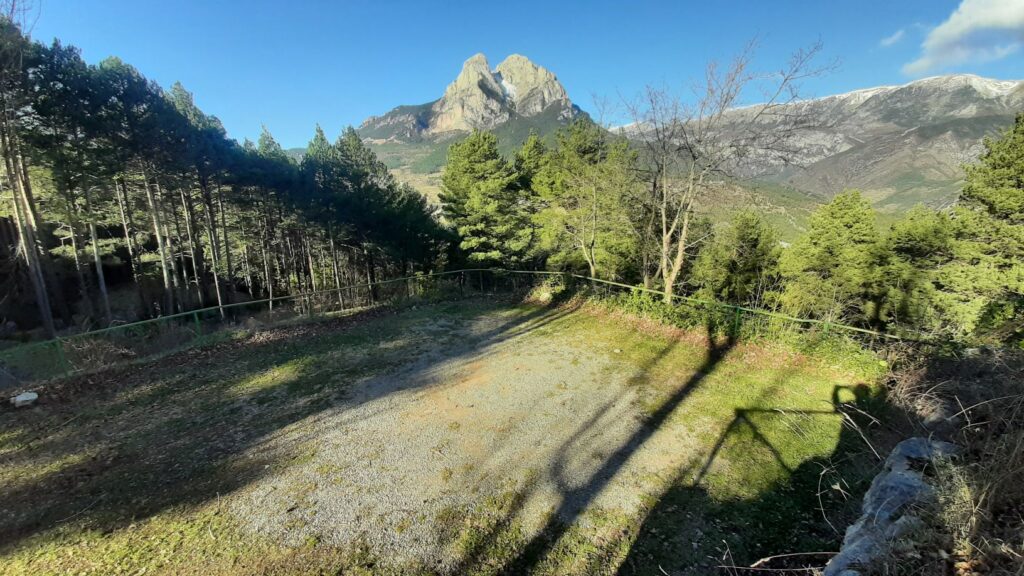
(28, 0), (1024, 148)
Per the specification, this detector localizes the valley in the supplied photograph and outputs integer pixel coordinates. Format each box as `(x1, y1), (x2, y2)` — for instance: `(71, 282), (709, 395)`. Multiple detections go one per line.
(343, 54), (1022, 230)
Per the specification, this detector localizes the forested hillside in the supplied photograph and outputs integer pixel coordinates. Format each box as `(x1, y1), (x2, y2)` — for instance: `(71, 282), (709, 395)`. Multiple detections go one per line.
(2, 20), (1021, 348)
(2, 4), (1024, 575)
(439, 70), (1023, 343)
(0, 21), (449, 338)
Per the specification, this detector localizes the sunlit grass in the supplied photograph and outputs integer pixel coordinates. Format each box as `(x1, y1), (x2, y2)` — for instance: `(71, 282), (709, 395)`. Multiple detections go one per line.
(0, 298), (881, 575)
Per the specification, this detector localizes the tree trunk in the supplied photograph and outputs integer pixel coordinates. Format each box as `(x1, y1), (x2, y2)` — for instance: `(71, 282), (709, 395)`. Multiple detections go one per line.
(261, 241), (273, 310)
(0, 92), (57, 335)
(64, 211), (95, 321)
(364, 246), (377, 303)
(178, 188), (205, 306)
(2, 146), (56, 337)
(216, 183), (233, 285)
(198, 177), (224, 317)
(330, 234), (344, 308)
(306, 238), (318, 292)
(114, 176), (147, 314)
(141, 165), (175, 314)
(84, 187), (112, 325)
(159, 195), (185, 312)
(168, 192), (194, 308)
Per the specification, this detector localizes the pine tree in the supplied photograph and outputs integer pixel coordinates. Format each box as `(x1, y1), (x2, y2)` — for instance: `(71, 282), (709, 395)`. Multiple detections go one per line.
(440, 131), (532, 266)
(691, 210), (780, 307)
(937, 114), (1024, 339)
(780, 190), (879, 323)
(534, 121), (637, 278)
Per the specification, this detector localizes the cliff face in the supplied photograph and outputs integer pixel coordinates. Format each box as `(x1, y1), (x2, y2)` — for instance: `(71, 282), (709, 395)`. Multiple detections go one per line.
(622, 73), (1024, 212)
(429, 53), (512, 134)
(359, 53), (579, 141)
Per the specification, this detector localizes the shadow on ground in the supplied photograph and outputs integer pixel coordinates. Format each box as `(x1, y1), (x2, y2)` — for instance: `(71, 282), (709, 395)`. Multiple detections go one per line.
(432, 319), (909, 576)
(0, 293), (908, 575)
(0, 296), (578, 553)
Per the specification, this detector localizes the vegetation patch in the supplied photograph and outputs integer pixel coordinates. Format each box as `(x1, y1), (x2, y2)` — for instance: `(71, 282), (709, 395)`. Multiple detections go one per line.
(1, 298), (891, 575)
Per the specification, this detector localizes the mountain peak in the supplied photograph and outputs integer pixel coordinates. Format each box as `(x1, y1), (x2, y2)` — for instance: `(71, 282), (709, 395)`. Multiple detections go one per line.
(495, 54), (569, 117)
(360, 53), (578, 141)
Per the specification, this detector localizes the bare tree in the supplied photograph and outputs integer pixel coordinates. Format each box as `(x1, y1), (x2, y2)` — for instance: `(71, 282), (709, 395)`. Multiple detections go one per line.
(626, 40), (831, 302)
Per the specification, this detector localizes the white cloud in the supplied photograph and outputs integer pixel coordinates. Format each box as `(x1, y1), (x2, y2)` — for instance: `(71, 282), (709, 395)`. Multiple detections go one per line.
(880, 29), (905, 47)
(903, 0), (1024, 75)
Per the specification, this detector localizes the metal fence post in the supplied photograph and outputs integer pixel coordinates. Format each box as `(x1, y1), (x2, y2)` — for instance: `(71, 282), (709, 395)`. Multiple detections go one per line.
(732, 306), (742, 338)
(193, 311), (202, 338)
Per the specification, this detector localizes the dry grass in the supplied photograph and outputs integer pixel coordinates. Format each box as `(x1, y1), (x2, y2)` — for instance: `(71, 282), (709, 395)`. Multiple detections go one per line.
(875, 347), (1024, 575)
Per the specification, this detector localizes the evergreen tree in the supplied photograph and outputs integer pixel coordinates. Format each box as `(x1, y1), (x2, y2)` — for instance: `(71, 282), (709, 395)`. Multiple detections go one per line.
(937, 115), (1024, 339)
(440, 131), (532, 266)
(691, 210), (779, 307)
(534, 121), (637, 278)
(513, 132), (547, 191)
(780, 191), (879, 323)
(867, 206), (952, 331)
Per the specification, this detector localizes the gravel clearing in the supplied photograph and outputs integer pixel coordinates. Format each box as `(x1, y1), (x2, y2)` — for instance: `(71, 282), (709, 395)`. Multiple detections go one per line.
(231, 304), (697, 568)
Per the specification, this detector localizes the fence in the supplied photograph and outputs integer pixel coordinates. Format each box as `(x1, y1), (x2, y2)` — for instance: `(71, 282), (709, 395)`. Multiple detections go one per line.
(0, 268), (917, 385)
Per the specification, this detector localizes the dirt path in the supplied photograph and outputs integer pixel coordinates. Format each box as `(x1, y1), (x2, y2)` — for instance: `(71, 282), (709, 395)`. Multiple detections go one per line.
(3, 299), (867, 575)
(231, 306), (697, 568)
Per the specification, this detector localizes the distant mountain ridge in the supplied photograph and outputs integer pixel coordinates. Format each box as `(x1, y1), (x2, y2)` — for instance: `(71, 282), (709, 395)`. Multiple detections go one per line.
(731, 74), (1024, 212)
(351, 54), (1021, 226)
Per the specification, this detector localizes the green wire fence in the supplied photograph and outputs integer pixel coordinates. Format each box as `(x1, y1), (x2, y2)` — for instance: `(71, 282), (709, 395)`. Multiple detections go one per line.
(0, 268), (919, 385)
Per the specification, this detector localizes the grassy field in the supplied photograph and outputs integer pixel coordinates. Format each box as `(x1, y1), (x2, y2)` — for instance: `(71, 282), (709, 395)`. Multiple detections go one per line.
(0, 297), (890, 575)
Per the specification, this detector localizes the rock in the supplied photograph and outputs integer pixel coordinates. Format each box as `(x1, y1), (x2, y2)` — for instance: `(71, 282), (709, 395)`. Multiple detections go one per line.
(494, 54), (572, 117)
(431, 53), (511, 133)
(10, 391), (38, 408)
(0, 320), (17, 338)
(823, 438), (958, 576)
(886, 438), (958, 472)
(362, 53), (579, 139)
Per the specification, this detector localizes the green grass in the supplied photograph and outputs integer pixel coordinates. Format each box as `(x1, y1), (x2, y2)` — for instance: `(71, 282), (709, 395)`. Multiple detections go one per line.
(0, 298), (889, 575)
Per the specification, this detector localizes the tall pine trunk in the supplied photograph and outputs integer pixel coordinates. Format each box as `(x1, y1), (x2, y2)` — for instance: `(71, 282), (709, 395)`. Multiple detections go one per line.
(198, 176), (224, 318)
(141, 165), (174, 314)
(1, 118), (56, 335)
(84, 187), (112, 325)
(115, 176), (148, 315)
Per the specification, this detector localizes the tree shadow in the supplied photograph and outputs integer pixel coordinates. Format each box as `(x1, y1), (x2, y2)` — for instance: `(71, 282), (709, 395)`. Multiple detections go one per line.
(616, 383), (903, 575)
(0, 296), (580, 553)
(465, 320), (740, 575)
(430, 321), (907, 575)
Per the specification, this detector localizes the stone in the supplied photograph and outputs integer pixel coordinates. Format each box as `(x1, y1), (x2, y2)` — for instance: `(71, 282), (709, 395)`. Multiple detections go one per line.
(10, 391), (38, 408)
(494, 54), (572, 117)
(885, 437), (959, 472)
(823, 438), (957, 576)
(430, 53), (511, 133)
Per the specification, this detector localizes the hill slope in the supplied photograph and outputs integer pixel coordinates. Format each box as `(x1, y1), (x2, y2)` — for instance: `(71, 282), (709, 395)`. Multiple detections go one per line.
(746, 75), (1024, 213)
(351, 57), (1020, 229)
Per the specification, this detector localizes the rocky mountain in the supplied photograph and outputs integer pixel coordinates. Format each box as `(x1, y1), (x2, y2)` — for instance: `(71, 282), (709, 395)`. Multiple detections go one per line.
(359, 53), (579, 143)
(353, 54), (1021, 228)
(732, 74), (1024, 214)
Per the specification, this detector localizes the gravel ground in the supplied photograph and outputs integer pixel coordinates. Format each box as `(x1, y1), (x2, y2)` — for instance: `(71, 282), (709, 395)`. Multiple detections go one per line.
(231, 305), (697, 568)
